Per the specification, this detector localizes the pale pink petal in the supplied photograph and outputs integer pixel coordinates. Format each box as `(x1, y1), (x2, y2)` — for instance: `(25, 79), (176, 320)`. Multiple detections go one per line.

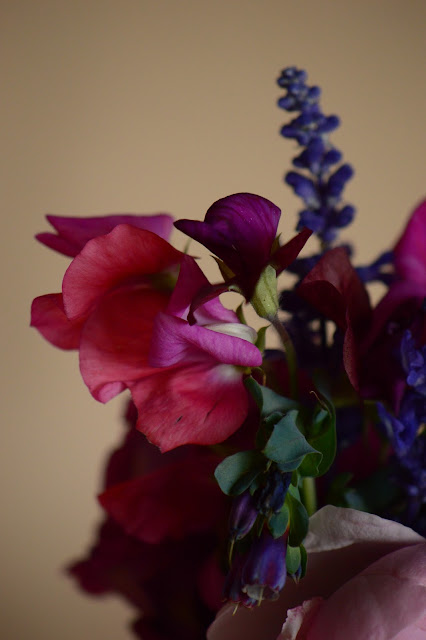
(79, 287), (169, 402)
(394, 611), (426, 640)
(37, 213), (174, 256)
(130, 362), (251, 451)
(149, 312), (262, 368)
(62, 225), (181, 320)
(208, 510), (426, 640)
(306, 543), (426, 640)
(278, 598), (323, 640)
(305, 505), (424, 552)
(30, 293), (84, 349)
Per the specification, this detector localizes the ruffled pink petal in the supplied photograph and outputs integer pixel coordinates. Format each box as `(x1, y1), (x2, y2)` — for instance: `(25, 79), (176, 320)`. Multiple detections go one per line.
(149, 312), (262, 368)
(30, 293), (84, 349)
(394, 200), (426, 284)
(36, 213), (174, 257)
(394, 611), (426, 640)
(99, 453), (223, 544)
(62, 225), (182, 320)
(305, 543), (426, 640)
(207, 508), (426, 640)
(130, 362), (251, 451)
(167, 255), (238, 324)
(79, 287), (169, 402)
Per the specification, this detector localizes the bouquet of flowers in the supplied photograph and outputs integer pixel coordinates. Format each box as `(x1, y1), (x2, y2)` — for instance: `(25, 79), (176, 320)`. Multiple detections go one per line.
(31, 67), (426, 639)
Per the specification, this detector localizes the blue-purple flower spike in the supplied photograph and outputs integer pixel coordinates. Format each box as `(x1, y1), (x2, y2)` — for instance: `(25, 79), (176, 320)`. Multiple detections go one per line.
(278, 66), (356, 246)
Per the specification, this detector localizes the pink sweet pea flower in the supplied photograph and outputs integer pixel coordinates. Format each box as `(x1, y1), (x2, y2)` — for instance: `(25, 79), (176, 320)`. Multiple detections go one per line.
(127, 255), (263, 451)
(31, 214), (179, 350)
(208, 506), (426, 640)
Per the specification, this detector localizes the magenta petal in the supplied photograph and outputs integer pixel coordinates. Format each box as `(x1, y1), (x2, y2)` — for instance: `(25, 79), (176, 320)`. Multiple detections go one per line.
(394, 200), (426, 285)
(30, 293), (84, 349)
(36, 213), (174, 257)
(130, 363), (251, 451)
(167, 255), (237, 324)
(79, 287), (169, 402)
(149, 313), (262, 368)
(62, 224), (181, 320)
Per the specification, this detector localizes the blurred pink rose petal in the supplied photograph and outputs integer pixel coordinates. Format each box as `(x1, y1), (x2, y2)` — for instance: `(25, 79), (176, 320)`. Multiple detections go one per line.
(207, 507), (426, 640)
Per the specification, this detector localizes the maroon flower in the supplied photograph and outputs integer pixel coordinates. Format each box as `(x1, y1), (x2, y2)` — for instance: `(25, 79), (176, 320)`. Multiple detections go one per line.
(297, 246), (371, 390)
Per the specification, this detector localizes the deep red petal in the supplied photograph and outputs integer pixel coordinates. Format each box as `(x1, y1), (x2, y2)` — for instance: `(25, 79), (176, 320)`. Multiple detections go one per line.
(79, 286), (169, 402)
(298, 248), (371, 389)
(273, 227), (313, 274)
(129, 363), (250, 451)
(30, 293), (84, 349)
(62, 225), (181, 320)
(99, 453), (223, 544)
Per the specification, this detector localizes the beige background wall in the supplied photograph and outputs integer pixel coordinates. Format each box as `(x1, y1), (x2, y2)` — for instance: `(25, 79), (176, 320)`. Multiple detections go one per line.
(2, 1), (425, 638)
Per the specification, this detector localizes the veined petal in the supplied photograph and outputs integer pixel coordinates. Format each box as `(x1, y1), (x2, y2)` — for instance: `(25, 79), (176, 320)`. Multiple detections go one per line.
(30, 293), (84, 349)
(175, 193), (281, 298)
(149, 312), (262, 368)
(36, 213), (174, 257)
(130, 362), (251, 450)
(62, 224), (182, 320)
(79, 287), (169, 402)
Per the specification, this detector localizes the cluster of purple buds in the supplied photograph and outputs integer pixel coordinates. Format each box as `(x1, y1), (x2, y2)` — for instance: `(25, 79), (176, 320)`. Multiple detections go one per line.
(277, 66), (355, 246)
(377, 328), (426, 531)
(223, 469), (297, 607)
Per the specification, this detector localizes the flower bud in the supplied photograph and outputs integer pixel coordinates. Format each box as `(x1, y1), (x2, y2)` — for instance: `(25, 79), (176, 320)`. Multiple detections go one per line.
(241, 532), (287, 602)
(229, 491), (258, 541)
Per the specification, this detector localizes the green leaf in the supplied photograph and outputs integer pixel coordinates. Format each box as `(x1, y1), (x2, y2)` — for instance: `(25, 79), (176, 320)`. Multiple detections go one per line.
(263, 410), (319, 471)
(268, 504), (289, 538)
(244, 378), (298, 417)
(286, 491), (309, 546)
(299, 544), (307, 579)
(286, 545), (301, 576)
(214, 451), (265, 496)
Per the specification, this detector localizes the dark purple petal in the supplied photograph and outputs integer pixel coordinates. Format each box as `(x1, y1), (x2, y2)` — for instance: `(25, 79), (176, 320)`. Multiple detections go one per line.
(175, 193), (281, 298)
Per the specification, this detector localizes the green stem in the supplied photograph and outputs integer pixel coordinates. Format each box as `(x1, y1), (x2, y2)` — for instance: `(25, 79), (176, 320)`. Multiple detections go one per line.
(302, 476), (317, 516)
(270, 315), (298, 399)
